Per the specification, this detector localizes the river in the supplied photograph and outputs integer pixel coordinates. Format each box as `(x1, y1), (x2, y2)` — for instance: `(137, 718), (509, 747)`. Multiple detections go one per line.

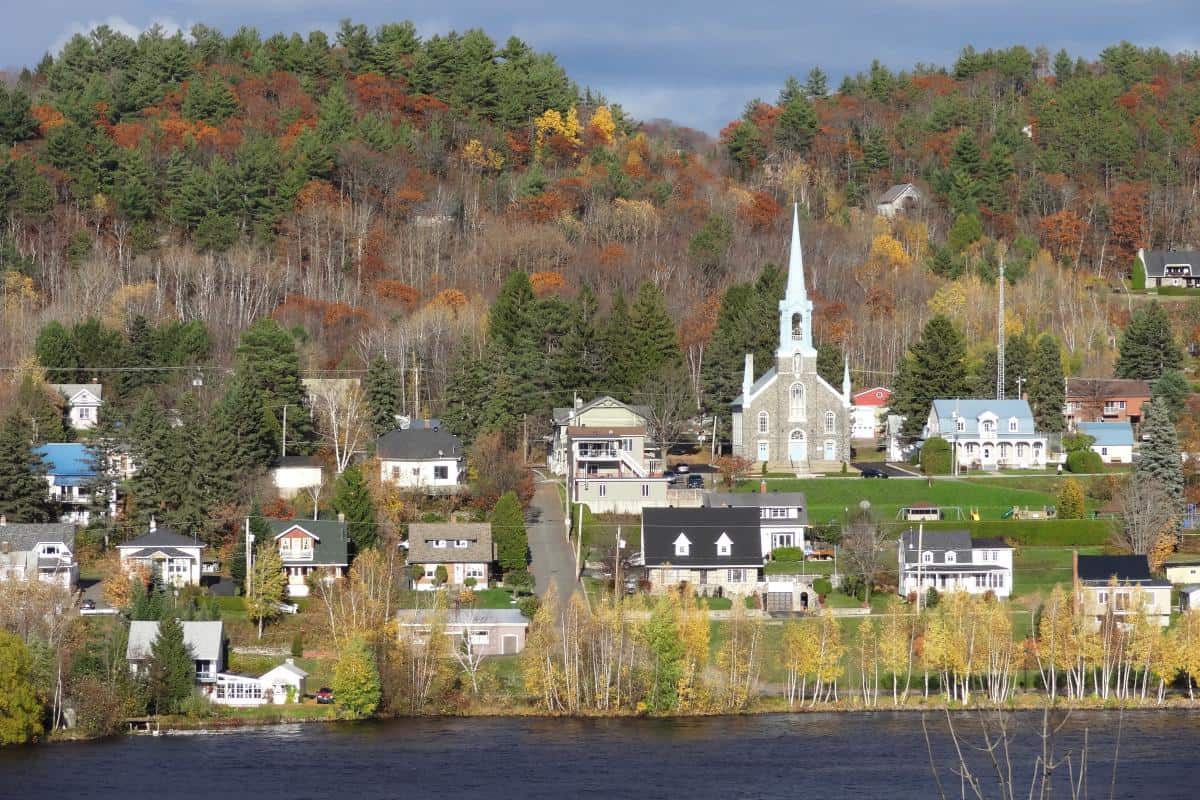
(2, 711), (1198, 799)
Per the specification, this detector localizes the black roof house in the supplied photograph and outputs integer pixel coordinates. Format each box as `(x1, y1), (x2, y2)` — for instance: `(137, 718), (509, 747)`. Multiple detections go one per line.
(377, 427), (464, 461)
(641, 507), (761, 568)
(1075, 554), (1168, 586)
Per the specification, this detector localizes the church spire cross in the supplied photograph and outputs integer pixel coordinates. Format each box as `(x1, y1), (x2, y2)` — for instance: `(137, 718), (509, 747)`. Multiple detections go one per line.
(777, 202), (816, 359)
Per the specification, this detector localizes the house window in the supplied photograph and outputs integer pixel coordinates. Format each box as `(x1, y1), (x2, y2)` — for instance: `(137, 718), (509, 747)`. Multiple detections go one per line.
(1101, 447), (1108, 456)
(424, 566), (437, 578)
(1008, 418), (1018, 433)
(758, 411), (770, 434)
(641, 484), (649, 497)
(824, 411), (835, 434)
(1097, 590), (1108, 605)
(945, 551), (956, 564)
(789, 383), (806, 420)
(717, 533), (733, 556)
(675, 535), (690, 557)
(465, 565), (485, 578)
(922, 551), (933, 564)
(599, 484), (607, 498)
(956, 418), (965, 433)
(981, 420), (995, 434)
(470, 629), (490, 643)
(433, 465), (449, 480)
(411, 468), (420, 477)
(391, 466), (400, 479)
(1115, 592), (1131, 611)
(772, 533), (794, 549)
(79, 407), (91, 420)
(454, 540), (469, 549)
(727, 569), (746, 583)
(975, 575), (985, 587)
(431, 539), (447, 549)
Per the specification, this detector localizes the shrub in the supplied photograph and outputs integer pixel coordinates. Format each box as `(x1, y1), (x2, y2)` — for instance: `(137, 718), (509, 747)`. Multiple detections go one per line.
(812, 578), (832, 597)
(921, 436), (952, 475)
(771, 546), (804, 562)
(290, 634), (304, 658)
(1066, 449), (1103, 474)
(925, 587), (941, 608)
(919, 519), (1113, 546)
(434, 565), (448, 585)
(504, 568), (534, 595)
(516, 595), (541, 618)
(1057, 479), (1086, 520)
(1156, 286), (1200, 296)
(464, 577), (477, 589)
(1131, 257), (1146, 291)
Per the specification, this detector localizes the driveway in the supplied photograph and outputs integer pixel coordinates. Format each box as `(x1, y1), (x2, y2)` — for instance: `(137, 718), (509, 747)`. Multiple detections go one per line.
(527, 476), (580, 615)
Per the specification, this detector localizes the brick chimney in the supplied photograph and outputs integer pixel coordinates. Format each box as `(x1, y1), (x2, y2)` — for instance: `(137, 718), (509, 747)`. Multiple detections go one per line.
(149, 516), (157, 533)
(759, 480), (768, 494)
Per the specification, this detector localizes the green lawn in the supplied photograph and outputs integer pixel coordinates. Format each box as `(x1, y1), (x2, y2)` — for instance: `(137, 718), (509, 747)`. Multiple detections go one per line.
(738, 476), (1075, 525)
(1011, 545), (1102, 600)
(216, 596), (248, 621)
(764, 559), (835, 577)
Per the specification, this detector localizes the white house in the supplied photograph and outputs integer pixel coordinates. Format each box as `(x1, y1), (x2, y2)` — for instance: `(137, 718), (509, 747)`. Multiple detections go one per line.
(211, 658), (309, 707)
(1076, 421), (1134, 465)
(876, 183), (922, 217)
(924, 399), (1046, 471)
(117, 522), (205, 587)
(550, 396), (671, 514)
(50, 383), (102, 430)
(377, 424), (465, 494)
(703, 491), (809, 556)
(898, 529), (1013, 599)
(852, 387), (892, 440)
(0, 519), (78, 589)
(269, 455), (324, 500)
(35, 443), (97, 524)
(126, 620), (225, 683)
(1074, 554), (1171, 628)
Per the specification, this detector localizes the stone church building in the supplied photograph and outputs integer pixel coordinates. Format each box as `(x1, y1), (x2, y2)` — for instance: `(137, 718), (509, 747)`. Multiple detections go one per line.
(731, 206), (851, 472)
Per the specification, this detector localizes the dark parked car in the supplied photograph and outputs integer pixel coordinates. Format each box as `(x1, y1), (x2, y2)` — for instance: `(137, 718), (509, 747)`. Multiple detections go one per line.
(860, 467), (889, 479)
(686, 474), (704, 489)
(316, 687), (334, 704)
(663, 470), (678, 484)
(81, 598), (96, 610)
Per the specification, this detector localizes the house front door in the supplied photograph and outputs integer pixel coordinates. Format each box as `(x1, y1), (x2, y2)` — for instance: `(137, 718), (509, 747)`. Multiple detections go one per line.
(789, 430), (806, 462)
(502, 634), (519, 655)
(453, 564), (464, 583)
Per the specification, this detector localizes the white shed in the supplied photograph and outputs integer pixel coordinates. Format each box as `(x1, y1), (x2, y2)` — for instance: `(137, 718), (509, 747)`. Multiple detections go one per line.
(258, 658), (309, 703)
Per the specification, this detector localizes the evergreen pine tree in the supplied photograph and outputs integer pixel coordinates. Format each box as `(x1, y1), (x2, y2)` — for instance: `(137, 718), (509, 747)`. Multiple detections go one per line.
(893, 315), (968, 437)
(775, 95), (818, 154)
(125, 391), (178, 529)
(0, 411), (53, 522)
(600, 291), (635, 398)
(146, 615), (195, 715)
(629, 280), (682, 388)
(1151, 369), (1189, 422)
(1115, 302), (1182, 380)
(805, 67), (829, 98)
(233, 318), (314, 453)
(816, 342), (842, 389)
(364, 355), (400, 437)
(1027, 335), (1065, 433)
(1004, 335), (1034, 399)
(316, 82), (355, 144)
(441, 349), (490, 444)
(219, 377), (276, 470)
(491, 490), (528, 575)
(332, 464), (376, 552)
(34, 321), (79, 380)
(556, 284), (602, 398)
(15, 376), (67, 443)
(1136, 398), (1184, 504)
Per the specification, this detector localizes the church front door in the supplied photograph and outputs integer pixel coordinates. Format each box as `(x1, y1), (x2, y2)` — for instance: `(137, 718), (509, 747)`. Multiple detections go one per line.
(823, 439), (836, 461)
(788, 430), (806, 463)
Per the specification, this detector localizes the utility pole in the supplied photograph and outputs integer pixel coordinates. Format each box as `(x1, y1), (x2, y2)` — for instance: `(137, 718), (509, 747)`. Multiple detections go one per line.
(245, 517), (254, 598)
(614, 525), (622, 596)
(996, 257), (1006, 400)
(281, 404), (288, 459)
(522, 414), (529, 465)
(412, 352), (421, 422)
(916, 523), (924, 610)
(1016, 375), (1026, 400)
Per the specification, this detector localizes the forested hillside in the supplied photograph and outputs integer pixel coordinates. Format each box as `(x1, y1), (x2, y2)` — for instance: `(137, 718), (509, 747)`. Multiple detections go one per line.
(2, 28), (1199, 448)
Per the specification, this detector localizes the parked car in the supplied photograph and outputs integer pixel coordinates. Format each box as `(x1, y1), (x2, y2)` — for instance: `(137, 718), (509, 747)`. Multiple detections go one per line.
(663, 470), (678, 484)
(675, 464), (690, 474)
(81, 598), (96, 610)
(623, 577), (638, 596)
(316, 687), (334, 704)
(686, 474), (704, 489)
(860, 467), (888, 479)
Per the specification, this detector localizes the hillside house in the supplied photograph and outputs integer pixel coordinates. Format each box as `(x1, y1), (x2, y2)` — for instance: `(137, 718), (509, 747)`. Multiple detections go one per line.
(0, 519), (77, 589)
(876, 183), (922, 217)
(1139, 248), (1200, 289)
(407, 522), (493, 591)
(550, 396), (670, 514)
(127, 620), (225, 683)
(924, 399), (1046, 470)
(267, 518), (349, 597)
(1074, 554), (1171, 628)
(1076, 421), (1134, 464)
(1065, 378), (1150, 428)
(852, 387), (892, 440)
(269, 455), (324, 500)
(49, 383), (102, 430)
(377, 425), (465, 494)
(898, 530), (1013, 598)
(642, 507), (763, 596)
(117, 522), (205, 587)
(397, 608), (529, 656)
(35, 443), (97, 524)
(703, 491), (809, 555)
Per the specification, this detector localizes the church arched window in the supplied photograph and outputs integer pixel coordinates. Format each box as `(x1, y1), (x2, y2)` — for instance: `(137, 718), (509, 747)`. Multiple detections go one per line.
(793, 354), (802, 374)
(789, 383), (805, 420)
(757, 411), (769, 434)
(791, 313), (804, 342)
(824, 411), (835, 434)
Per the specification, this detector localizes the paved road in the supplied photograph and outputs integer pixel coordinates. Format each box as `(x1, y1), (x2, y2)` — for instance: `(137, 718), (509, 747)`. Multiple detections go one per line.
(850, 461), (922, 478)
(527, 477), (580, 615)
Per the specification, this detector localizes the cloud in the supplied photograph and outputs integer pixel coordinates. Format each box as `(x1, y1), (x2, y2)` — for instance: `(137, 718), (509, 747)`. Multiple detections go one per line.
(50, 15), (189, 55)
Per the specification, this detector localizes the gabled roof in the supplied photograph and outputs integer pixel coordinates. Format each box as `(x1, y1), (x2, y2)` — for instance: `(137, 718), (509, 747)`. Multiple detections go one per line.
(1077, 554), (1166, 585)
(899, 529), (1011, 567)
(126, 620), (224, 662)
(377, 427), (463, 461)
(703, 492), (809, 524)
(929, 399), (1037, 436)
(1077, 421), (1135, 447)
(118, 528), (205, 550)
(642, 507), (762, 567)
(878, 183), (920, 204)
(1142, 250), (1200, 278)
(268, 519), (349, 566)
(260, 660), (309, 680)
(408, 522), (493, 563)
(732, 367), (778, 406)
(553, 396), (652, 428)
(0, 522), (75, 552)
(49, 383), (103, 403)
(1065, 378), (1151, 401)
(853, 387), (892, 406)
(34, 444), (95, 484)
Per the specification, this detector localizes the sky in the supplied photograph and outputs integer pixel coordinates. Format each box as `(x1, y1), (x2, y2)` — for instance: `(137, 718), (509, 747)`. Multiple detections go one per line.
(7, 1), (1200, 133)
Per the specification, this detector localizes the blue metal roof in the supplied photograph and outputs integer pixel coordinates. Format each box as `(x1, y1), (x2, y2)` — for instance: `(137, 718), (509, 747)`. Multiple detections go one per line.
(34, 443), (95, 479)
(1077, 421), (1134, 447)
(929, 399), (1037, 435)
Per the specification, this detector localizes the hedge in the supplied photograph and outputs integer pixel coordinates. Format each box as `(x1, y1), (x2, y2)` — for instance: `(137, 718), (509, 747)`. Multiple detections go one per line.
(917, 518), (1114, 546)
(1156, 286), (1200, 296)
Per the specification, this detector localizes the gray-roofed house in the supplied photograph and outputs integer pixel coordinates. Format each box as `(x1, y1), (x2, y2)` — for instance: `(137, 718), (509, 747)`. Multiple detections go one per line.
(898, 530), (1013, 599)
(377, 424), (465, 495)
(397, 608), (529, 656)
(549, 395), (670, 514)
(116, 521), (205, 586)
(407, 522), (493, 591)
(49, 383), (102, 430)
(126, 619), (225, 683)
(1139, 248), (1200, 290)
(731, 206), (851, 473)
(0, 518), (77, 589)
(924, 399), (1047, 471)
(1074, 553), (1171, 628)
(267, 519), (350, 597)
(703, 491), (809, 555)
(641, 507), (763, 596)
(876, 183), (922, 217)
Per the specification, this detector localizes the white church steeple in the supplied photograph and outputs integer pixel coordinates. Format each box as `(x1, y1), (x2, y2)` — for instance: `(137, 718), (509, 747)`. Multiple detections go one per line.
(777, 203), (816, 360)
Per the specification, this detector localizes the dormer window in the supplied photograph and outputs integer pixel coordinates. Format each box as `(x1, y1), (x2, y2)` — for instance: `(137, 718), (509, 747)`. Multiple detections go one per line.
(1008, 418), (1018, 433)
(431, 539), (447, 549)
(981, 419), (994, 434)
(955, 418), (965, 433)
(922, 551), (933, 564)
(716, 533), (733, 556)
(674, 533), (691, 557)
(454, 539), (470, 549)
(945, 551), (956, 564)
